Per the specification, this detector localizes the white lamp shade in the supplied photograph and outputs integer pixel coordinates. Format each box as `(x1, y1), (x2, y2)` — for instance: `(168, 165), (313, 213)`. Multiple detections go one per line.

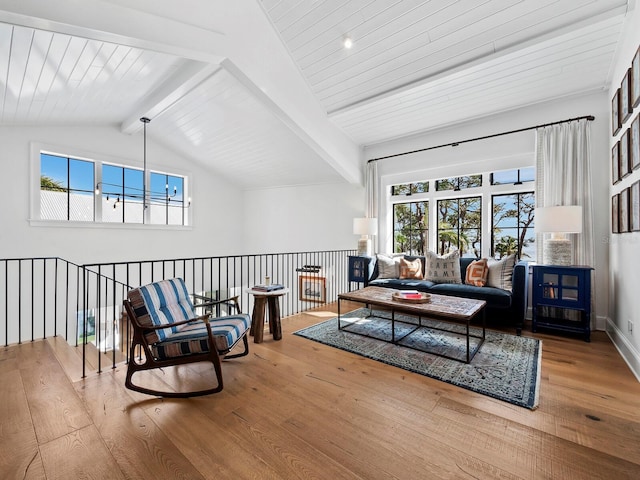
(535, 206), (582, 234)
(353, 217), (378, 236)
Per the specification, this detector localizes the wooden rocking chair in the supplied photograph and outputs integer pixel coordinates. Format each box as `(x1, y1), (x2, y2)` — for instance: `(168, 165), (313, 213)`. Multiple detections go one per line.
(122, 278), (251, 398)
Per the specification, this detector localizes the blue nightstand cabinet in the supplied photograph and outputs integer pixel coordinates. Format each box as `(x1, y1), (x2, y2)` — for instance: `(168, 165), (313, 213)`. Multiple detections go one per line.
(531, 265), (592, 342)
(348, 256), (374, 290)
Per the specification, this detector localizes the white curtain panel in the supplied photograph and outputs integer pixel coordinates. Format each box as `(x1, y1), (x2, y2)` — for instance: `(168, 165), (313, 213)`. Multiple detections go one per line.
(365, 161), (379, 252)
(534, 119), (595, 267)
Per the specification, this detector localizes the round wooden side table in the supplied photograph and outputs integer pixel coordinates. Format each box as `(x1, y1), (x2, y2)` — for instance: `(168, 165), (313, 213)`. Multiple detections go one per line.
(245, 287), (289, 343)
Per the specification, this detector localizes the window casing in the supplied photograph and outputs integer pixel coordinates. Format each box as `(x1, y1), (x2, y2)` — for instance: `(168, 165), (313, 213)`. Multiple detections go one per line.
(386, 169), (535, 259)
(38, 150), (189, 226)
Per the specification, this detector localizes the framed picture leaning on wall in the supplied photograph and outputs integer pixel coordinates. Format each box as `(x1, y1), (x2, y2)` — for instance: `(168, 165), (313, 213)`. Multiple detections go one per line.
(298, 275), (326, 303)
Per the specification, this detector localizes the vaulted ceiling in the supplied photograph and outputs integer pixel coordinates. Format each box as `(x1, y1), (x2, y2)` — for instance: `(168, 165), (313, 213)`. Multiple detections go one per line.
(0, 0), (633, 189)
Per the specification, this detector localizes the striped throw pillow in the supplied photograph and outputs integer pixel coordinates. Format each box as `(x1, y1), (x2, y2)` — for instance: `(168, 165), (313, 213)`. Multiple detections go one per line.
(465, 258), (489, 287)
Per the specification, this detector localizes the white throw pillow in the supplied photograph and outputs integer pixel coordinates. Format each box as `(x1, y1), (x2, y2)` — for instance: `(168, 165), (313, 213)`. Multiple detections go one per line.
(486, 254), (516, 291)
(424, 250), (461, 284)
(376, 253), (403, 279)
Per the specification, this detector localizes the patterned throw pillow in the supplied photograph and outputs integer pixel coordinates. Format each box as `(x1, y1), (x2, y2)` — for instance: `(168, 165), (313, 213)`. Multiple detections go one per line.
(465, 258), (489, 287)
(424, 250), (461, 284)
(399, 257), (423, 279)
(376, 253), (403, 279)
(487, 254), (516, 291)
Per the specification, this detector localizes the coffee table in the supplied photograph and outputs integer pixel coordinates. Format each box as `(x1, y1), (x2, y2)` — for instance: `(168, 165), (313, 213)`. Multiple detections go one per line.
(338, 286), (486, 363)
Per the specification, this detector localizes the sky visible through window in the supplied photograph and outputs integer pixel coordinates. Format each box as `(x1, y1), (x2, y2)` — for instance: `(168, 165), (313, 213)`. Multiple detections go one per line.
(40, 153), (187, 224)
(41, 153), (185, 202)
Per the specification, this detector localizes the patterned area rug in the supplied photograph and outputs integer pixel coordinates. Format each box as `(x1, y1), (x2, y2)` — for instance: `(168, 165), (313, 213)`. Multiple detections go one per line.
(294, 308), (541, 409)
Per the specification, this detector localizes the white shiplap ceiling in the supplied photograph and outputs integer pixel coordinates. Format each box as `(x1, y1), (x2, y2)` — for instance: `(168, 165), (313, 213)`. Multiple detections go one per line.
(0, 0), (634, 188)
(262, 0), (630, 144)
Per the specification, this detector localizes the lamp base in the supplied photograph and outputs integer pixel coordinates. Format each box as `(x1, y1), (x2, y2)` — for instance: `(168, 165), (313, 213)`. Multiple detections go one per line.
(357, 237), (371, 257)
(543, 238), (572, 265)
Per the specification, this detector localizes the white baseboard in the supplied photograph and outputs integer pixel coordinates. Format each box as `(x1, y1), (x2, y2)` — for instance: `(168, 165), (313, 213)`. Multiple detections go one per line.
(606, 318), (640, 383)
(595, 314), (607, 332)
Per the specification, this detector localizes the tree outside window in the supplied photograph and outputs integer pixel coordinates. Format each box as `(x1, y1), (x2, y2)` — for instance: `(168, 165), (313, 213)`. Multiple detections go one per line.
(393, 201), (428, 255)
(391, 182), (429, 196)
(492, 192), (535, 259)
(437, 197), (481, 257)
(435, 175), (482, 192)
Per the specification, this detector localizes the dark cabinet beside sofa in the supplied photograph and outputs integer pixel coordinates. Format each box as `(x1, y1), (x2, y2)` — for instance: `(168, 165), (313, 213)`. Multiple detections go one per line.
(347, 255), (374, 290)
(531, 265), (592, 342)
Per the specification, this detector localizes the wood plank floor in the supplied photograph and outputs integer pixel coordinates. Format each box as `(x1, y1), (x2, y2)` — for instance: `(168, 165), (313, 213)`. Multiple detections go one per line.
(2, 302), (640, 479)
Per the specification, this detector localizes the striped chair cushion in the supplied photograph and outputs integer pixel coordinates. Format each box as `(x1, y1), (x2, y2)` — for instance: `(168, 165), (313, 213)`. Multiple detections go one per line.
(142, 278), (196, 341)
(151, 314), (252, 360)
(127, 278), (251, 359)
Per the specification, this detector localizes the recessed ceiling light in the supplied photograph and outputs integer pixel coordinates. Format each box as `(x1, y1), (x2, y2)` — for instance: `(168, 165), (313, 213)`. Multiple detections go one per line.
(343, 36), (353, 49)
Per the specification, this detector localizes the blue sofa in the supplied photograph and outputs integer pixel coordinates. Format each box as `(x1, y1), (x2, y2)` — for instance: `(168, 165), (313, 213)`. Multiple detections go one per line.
(366, 256), (529, 335)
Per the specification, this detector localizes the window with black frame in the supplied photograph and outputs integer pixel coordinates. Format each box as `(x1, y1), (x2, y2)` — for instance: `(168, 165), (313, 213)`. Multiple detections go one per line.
(391, 181), (429, 196)
(492, 192), (536, 259)
(490, 167), (535, 186)
(393, 200), (428, 255)
(437, 196), (481, 257)
(40, 151), (189, 226)
(435, 174), (482, 192)
(40, 153), (95, 221)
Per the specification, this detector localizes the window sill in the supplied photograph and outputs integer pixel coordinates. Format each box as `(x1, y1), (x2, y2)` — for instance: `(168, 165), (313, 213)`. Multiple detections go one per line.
(29, 219), (192, 231)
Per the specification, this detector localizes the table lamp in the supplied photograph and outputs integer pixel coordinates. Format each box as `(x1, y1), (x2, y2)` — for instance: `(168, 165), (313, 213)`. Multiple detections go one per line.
(353, 217), (378, 256)
(535, 206), (582, 265)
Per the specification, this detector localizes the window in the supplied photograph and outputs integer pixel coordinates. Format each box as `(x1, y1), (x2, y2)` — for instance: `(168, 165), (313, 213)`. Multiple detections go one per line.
(437, 197), (481, 257)
(492, 192), (535, 259)
(490, 167), (535, 185)
(101, 164), (144, 223)
(149, 172), (186, 226)
(39, 151), (189, 226)
(393, 201), (428, 255)
(435, 175), (482, 192)
(391, 181), (429, 195)
(40, 153), (95, 221)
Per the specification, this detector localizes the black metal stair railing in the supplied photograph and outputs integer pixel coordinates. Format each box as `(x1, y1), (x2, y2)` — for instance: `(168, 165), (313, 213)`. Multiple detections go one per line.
(1, 250), (357, 376)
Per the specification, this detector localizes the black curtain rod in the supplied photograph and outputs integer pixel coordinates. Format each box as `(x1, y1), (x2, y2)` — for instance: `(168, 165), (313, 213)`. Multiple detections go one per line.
(367, 114), (595, 163)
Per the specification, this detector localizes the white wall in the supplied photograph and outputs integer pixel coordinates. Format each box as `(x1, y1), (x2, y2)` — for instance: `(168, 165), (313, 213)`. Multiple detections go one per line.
(242, 182), (365, 254)
(607, 4), (640, 380)
(0, 125), (244, 264)
(365, 92), (611, 328)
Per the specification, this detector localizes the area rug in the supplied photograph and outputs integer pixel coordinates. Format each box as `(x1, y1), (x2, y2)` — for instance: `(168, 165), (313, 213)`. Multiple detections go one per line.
(294, 308), (541, 409)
